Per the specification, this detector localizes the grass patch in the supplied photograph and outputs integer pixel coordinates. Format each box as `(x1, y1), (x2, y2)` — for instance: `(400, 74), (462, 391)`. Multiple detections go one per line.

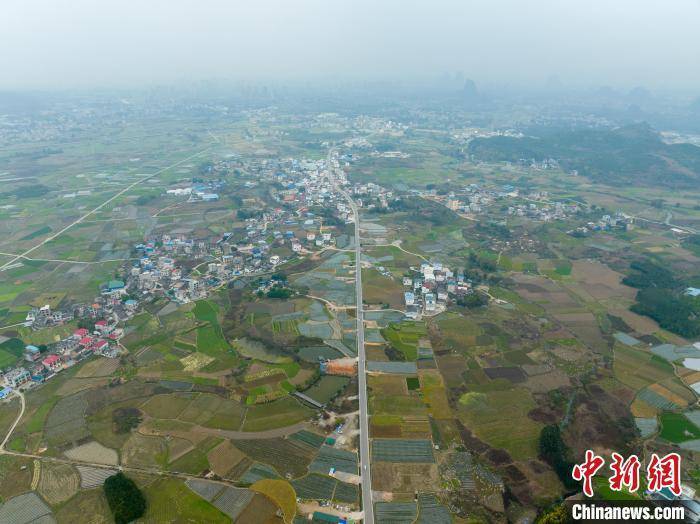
(458, 388), (542, 460)
(168, 448), (210, 475)
(26, 396), (59, 434)
(381, 321), (427, 361)
(659, 413), (700, 443)
(406, 377), (420, 390)
(242, 397), (313, 432)
(141, 478), (229, 523)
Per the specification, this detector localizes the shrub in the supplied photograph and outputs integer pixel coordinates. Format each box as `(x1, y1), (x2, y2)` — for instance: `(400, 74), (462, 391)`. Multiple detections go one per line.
(103, 472), (146, 524)
(539, 425), (577, 489)
(112, 407), (142, 434)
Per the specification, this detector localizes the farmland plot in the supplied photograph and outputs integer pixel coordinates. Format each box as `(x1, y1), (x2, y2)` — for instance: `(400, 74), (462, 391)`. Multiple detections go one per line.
(178, 392), (224, 425)
(75, 358), (120, 378)
(141, 478), (229, 523)
(333, 480), (359, 503)
(207, 439), (247, 477)
(309, 445), (358, 475)
(235, 493), (281, 524)
(303, 376), (349, 405)
(416, 493), (451, 524)
(232, 438), (314, 478)
(211, 486), (255, 520)
(239, 462), (280, 484)
(37, 463), (80, 505)
(141, 392), (193, 419)
(54, 487), (112, 523)
(375, 501), (418, 523)
(185, 478), (224, 501)
(373, 462), (439, 494)
(121, 433), (167, 468)
(65, 441), (119, 465)
(75, 465), (117, 489)
(291, 473), (335, 500)
(44, 391), (90, 446)
(0, 492), (54, 524)
(372, 439), (435, 463)
(289, 430), (325, 449)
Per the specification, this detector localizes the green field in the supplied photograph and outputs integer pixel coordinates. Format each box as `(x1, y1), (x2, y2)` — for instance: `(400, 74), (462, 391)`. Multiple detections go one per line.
(659, 413), (700, 443)
(381, 321), (427, 361)
(242, 397), (313, 432)
(458, 388), (542, 460)
(142, 478), (231, 523)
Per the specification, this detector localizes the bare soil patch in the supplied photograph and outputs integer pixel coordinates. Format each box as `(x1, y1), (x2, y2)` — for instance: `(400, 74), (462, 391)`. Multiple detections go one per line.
(76, 358), (120, 378)
(207, 439), (247, 477)
(64, 441), (119, 465)
(372, 463), (439, 494)
(523, 369), (571, 393)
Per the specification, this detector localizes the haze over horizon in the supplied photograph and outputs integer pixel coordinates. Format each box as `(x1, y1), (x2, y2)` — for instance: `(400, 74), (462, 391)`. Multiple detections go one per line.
(2, 0), (700, 91)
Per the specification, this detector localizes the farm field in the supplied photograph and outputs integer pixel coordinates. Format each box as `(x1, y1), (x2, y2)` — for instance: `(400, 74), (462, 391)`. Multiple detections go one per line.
(2, 87), (700, 524)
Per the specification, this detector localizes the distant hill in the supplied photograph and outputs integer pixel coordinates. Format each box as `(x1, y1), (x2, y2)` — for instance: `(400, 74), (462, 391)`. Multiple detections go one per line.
(468, 123), (700, 188)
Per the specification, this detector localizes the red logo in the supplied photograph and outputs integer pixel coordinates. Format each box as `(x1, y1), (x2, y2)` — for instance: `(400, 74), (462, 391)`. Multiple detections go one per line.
(647, 452), (681, 497)
(572, 451), (681, 498)
(572, 450), (605, 497)
(609, 452), (641, 493)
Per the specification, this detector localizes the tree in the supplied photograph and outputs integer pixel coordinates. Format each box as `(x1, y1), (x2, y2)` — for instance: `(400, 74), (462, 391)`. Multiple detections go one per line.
(112, 407), (142, 434)
(78, 318), (96, 332)
(270, 272), (287, 282)
(103, 472), (146, 524)
(457, 292), (488, 309)
(267, 287), (293, 300)
(539, 425), (578, 489)
(538, 504), (568, 524)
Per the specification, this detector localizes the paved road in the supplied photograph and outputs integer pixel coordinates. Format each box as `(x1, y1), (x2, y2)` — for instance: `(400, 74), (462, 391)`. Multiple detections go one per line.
(330, 156), (374, 523)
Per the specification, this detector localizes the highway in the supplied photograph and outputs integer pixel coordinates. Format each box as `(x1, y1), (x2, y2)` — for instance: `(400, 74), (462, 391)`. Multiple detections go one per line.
(330, 154), (374, 524)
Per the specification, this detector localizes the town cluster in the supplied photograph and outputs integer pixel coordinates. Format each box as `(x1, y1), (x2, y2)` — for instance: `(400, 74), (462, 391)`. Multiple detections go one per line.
(402, 261), (473, 319)
(430, 184), (586, 221)
(2, 149), (388, 396)
(124, 153), (362, 305)
(568, 212), (634, 237)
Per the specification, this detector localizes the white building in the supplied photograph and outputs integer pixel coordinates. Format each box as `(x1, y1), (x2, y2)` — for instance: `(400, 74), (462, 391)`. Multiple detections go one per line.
(425, 293), (436, 311)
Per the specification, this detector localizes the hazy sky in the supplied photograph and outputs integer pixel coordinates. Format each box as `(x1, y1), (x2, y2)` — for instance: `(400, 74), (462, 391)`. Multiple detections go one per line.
(2, 0), (699, 90)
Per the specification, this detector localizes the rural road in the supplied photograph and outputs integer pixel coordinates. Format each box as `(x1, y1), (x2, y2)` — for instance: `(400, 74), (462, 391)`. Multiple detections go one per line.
(329, 150), (374, 524)
(0, 445), (245, 493)
(0, 391), (25, 450)
(0, 146), (212, 271)
(192, 420), (309, 440)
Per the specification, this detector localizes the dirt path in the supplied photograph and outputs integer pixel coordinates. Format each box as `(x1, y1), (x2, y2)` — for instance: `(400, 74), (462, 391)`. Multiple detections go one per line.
(194, 420), (309, 440)
(0, 146), (212, 271)
(304, 294), (356, 311)
(0, 447), (246, 490)
(365, 240), (429, 263)
(0, 391), (24, 450)
(142, 413), (310, 441)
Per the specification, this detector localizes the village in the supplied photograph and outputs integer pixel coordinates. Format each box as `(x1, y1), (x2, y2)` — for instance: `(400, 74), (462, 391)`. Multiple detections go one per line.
(2, 305), (123, 393)
(401, 261), (473, 319)
(0, 152), (401, 397)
